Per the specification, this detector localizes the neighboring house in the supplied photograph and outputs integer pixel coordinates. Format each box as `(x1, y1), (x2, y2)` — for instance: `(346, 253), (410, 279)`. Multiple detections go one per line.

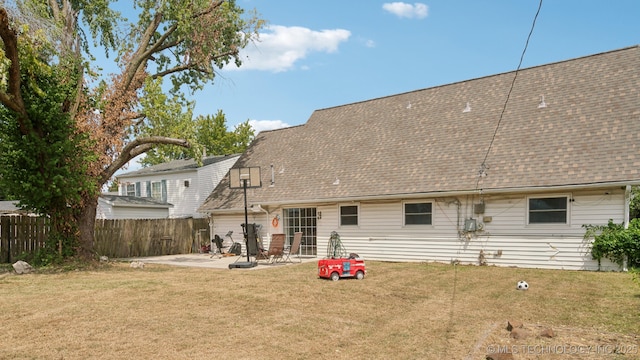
(0, 201), (24, 215)
(199, 46), (640, 271)
(112, 154), (240, 219)
(96, 194), (173, 219)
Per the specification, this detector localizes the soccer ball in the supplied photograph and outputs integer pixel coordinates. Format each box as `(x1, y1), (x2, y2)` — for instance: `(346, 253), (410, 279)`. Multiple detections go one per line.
(516, 280), (529, 290)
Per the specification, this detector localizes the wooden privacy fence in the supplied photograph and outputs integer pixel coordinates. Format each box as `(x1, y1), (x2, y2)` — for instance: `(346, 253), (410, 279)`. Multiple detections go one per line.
(94, 218), (210, 258)
(0, 215), (49, 263)
(0, 215), (210, 263)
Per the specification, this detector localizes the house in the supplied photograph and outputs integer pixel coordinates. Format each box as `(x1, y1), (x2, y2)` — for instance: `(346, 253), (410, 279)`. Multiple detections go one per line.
(96, 194), (173, 219)
(0, 201), (22, 215)
(110, 154), (240, 219)
(198, 46), (640, 271)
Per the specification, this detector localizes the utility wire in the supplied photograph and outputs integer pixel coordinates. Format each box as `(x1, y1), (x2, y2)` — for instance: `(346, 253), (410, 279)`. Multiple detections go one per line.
(475, 0), (543, 190)
(448, 0), (544, 345)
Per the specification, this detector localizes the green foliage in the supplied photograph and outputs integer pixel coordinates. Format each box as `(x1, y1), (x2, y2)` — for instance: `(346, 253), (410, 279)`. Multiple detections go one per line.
(107, 179), (119, 192)
(584, 219), (640, 268)
(195, 110), (255, 155)
(1, 0), (264, 260)
(141, 108), (254, 166)
(137, 77), (199, 165)
(0, 27), (96, 258)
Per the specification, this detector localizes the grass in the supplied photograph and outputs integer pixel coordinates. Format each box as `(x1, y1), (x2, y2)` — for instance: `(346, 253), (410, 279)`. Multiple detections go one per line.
(1, 261), (638, 359)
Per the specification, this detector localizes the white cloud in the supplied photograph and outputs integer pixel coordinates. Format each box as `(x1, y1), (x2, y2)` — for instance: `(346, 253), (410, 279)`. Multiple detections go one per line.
(231, 25), (351, 72)
(248, 119), (291, 134)
(383, 2), (429, 19)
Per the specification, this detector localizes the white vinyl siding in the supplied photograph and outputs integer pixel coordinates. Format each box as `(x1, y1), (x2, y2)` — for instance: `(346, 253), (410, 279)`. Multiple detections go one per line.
(96, 198), (170, 219)
(309, 189), (624, 271)
(115, 155), (239, 219)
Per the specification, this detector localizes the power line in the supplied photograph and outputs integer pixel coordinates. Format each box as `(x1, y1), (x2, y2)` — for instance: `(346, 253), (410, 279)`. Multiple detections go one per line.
(448, 0), (544, 345)
(476, 0), (543, 190)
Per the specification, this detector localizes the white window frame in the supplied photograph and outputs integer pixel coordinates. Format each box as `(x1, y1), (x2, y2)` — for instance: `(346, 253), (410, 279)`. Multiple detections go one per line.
(150, 181), (163, 200)
(125, 183), (136, 197)
(339, 204), (359, 226)
(527, 195), (570, 225)
(403, 201), (434, 226)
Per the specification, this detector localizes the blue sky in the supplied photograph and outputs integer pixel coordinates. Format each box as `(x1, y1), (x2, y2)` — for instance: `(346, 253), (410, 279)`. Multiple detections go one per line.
(187, 0), (639, 133)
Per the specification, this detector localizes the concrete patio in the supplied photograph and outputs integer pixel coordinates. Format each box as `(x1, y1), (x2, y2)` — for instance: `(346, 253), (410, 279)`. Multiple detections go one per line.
(121, 252), (316, 270)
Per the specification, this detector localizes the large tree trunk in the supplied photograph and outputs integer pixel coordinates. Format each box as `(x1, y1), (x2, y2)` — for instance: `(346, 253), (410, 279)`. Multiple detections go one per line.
(77, 197), (98, 259)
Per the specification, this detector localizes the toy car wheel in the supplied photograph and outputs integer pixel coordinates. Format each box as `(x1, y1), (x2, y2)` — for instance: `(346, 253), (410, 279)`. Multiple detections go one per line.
(330, 272), (340, 281)
(355, 270), (364, 280)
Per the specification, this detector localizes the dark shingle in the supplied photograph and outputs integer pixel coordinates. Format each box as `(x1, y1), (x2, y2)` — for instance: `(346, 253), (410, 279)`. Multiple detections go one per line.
(200, 46), (640, 211)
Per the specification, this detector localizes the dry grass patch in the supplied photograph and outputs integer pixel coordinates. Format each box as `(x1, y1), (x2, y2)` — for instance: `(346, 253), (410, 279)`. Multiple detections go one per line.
(0, 261), (638, 359)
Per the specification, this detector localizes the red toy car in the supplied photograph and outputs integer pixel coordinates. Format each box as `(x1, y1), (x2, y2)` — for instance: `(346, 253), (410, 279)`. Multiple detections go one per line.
(318, 256), (366, 281)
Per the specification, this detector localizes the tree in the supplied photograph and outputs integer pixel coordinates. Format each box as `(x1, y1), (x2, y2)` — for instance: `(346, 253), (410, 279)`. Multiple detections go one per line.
(0, 1), (264, 261)
(140, 109), (255, 166)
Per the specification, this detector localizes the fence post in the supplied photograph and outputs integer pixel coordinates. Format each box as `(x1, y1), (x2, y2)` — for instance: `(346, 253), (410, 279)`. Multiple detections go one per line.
(1, 216), (9, 263)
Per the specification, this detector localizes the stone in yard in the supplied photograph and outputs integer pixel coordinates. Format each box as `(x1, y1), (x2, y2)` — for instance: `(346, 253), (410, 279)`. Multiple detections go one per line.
(510, 328), (529, 340)
(130, 261), (145, 269)
(12, 260), (33, 275)
(486, 353), (514, 360)
(506, 320), (522, 331)
(99, 256), (109, 262)
(539, 328), (555, 338)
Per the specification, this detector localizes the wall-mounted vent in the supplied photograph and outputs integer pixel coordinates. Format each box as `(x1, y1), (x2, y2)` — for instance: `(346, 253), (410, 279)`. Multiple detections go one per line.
(474, 202), (485, 214)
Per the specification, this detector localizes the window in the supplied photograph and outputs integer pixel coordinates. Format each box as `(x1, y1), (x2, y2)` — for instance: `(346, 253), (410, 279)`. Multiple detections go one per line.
(528, 196), (568, 224)
(151, 181), (163, 200)
(404, 202), (432, 225)
(340, 205), (359, 226)
(126, 183), (136, 196)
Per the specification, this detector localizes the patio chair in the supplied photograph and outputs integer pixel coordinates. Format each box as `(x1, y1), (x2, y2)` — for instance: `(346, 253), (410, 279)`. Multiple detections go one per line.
(209, 234), (225, 259)
(256, 233), (285, 264)
(282, 232), (303, 263)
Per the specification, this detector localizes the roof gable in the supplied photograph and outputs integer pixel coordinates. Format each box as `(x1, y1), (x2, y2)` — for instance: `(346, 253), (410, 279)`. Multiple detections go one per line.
(201, 46), (640, 211)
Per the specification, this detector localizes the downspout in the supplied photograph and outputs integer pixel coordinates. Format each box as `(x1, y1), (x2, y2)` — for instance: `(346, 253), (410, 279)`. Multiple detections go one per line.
(251, 204), (270, 238)
(623, 185), (631, 271)
(624, 185), (631, 229)
(208, 214), (215, 252)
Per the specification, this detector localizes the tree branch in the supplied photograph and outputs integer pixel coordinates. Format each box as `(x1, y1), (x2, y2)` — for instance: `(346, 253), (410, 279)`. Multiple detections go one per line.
(100, 136), (190, 185)
(121, 12), (165, 92)
(0, 7), (29, 130)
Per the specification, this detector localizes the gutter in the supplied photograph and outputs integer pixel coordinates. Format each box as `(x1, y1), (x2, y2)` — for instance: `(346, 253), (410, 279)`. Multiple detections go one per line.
(206, 180), (640, 214)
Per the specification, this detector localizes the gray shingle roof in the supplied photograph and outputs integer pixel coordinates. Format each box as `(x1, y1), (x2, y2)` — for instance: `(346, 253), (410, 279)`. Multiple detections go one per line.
(0, 201), (22, 213)
(200, 46), (640, 212)
(99, 195), (173, 208)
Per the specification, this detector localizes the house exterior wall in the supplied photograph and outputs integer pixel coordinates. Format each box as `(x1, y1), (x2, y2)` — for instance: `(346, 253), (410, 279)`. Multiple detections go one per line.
(96, 199), (169, 219)
(211, 188), (622, 270)
(197, 157), (239, 212)
(120, 171), (196, 218)
(96, 199), (115, 219)
(118, 156), (239, 219)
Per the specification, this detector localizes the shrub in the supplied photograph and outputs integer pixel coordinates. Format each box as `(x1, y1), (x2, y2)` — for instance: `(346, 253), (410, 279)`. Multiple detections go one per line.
(584, 219), (640, 268)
